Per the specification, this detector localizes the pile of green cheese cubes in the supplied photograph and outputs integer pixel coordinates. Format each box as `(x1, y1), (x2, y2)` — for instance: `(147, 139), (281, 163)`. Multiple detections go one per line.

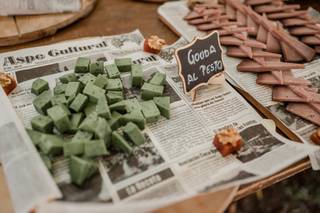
(27, 57), (170, 186)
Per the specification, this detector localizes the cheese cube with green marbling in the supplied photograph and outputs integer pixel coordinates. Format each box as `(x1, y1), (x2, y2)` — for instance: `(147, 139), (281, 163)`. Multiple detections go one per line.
(123, 122), (145, 146)
(112, 132), (133, 154)
(65, 82), (83, 97)
(141, 83), (164, 100)
(26, 129), (44, 146)
(93, 75), (108, 88)
(106, 91), (123, 104)
(31, 115), (53, 133)
(93, 117), (112, 145)
(75, 57), (91, 73)
(153, 96), (170, 119)
(69, 156), (97, 186)
(83, 83), (105, 103)
(79, 112), (98, 133)
(64, 140), (84, 157)
(33, 90), (52, 115)
(59, 104), (71, 116)
(121, 110), (145, 130)
(70, 93), (88, 112)
(69, 113), (85, 133)
(109, 111), (122, 130)
(90, 61), (104, 75)
(83, 102), (97, 116)
(149, 72), (166, 86)
(115, 58), (132, 72)
(109, 100), (127, 113)
(31, 78), (49, 95)
(72, 130), (93, 142)
(131, 64), (143, 87)
(125, 98), (141, 113)
(105, 64), (120, 79)
(51, 94), (67, 106)
(59, 73), (78, 83)
(79, 73), (97, 85)
(47, 105), (71, 133)
(96, 97), (111, 119)
(54, 84), (67, 95)
(84, 139), (109, 157)
(38, 134), (64, 156)
(140, 100), (161, 123)
(105, 78), (123, 91)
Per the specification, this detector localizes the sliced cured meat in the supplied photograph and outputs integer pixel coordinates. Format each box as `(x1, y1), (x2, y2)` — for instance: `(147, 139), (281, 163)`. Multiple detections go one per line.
(197, 21), (238, 31)
(280, 41), (305, 62)
(252, 56), (265, 65)
(256, 72), (310, 86)
(301, 36), (320, 46)
(218, 27), (255, 36)
(254, 4), (300, 14)
(267, 11), (308, 20)
(245, 0), (273, 6)
(282, 18), (315, 27)
(226, 4), (236, 20)
(310, 103), (320, 114)
(271, 71), (284, 84)
(252, 50), (281, 58)
(244, 39), (267, 49)
(289, 85), (320, 103)
(220, 36), (243, 46)
(315, 46), (320, 54)
(286, 103), (320, 126)
(256, 25), (268, 43)
(226, 47), (281, 58)
(290, 26), (319, 36)
(266, 32), (281, 53)
(239, 45), (253, 58)
(233, 32), (248, 40)
(272, 86), (320, 103)
(236, 10), (247, 27)
(237, 59), (304, 72)
(246, 13), (258, 36)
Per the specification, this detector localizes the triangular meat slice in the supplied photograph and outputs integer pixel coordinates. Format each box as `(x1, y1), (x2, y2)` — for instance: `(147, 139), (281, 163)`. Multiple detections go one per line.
(267, 11), (308, 20)
(218, 27), (255, 36)
(226, 4), (236, 20)
(236, 10), (247, 27)
(271, 71), (284, 84)
(254, 4), (300, 13)
(301, 36), (320, 45)
(246, 14), (258, 36)
(290, 26), (319, 36)
(197, 22), (238, 31)
(237, 60), (304, 72)
(239, 45), (253, 58)
(226, 47), (281, 59)
(310, 103), (320, 114)
(289, 85), (320, 103)
(286, 103), (320, 126)
(220, 36), (243, 46)
(256, 25), (268, 43)
(233, 32), (248, 41)
(266, 32), (281, 53)
(280, 41), (305, 62)
(272, 86), (320, 103)
(282, 18), (315, 27)
(256, 73), (311, 86)
(244, 39), (267, 49)
(252, 56), (265, 65)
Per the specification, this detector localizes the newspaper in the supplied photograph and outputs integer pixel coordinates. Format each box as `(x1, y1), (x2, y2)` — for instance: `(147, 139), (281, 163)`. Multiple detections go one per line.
(0, 0), (81, 16)
(0, 30), (312, 213)
(158, 1), (320, 169)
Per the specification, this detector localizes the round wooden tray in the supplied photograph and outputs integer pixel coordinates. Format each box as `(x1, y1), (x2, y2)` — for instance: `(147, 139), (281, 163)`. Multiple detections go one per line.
(0, 0), (97, 47)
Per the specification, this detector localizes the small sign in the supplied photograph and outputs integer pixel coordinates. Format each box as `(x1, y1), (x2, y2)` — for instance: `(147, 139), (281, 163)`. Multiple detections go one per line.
(175, 31), (225, 94)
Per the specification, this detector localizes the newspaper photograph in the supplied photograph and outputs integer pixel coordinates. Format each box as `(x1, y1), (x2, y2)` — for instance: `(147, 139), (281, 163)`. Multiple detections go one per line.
(0, 30), (313, 213)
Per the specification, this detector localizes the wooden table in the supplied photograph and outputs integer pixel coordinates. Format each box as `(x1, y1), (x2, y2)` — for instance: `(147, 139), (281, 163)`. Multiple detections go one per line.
(0, 0), (316, 212)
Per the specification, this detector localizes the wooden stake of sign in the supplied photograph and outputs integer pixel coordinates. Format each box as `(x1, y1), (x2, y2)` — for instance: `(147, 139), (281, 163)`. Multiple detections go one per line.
(174, 31), (225, 102)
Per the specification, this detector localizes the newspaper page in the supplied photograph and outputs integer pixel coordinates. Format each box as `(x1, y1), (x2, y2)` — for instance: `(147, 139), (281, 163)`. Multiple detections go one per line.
(0, 30), (312, 213)
(158, 1), (320, 169)
(0, 0), (81, 16)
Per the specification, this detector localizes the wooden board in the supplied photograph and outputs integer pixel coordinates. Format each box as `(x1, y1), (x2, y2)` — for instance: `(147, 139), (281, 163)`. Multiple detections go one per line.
(0, 0), (97, 47)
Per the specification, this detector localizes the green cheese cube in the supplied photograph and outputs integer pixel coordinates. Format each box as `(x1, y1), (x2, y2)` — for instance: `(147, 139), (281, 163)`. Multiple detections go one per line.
(94, 117), (112, 145)
(121, 110), (145, 130)
(123, 122), (145, 146)
(79, 73), (97, 85)
(69, 156), (97, 186)
(83, 102), (97, 116)
(149, 72), (166, 85)
(64, 141), (84, 157)
(65, 82), (83, 97)
(60, 104), (71, 116)
(72, 130), (93, 142)
(131, 64), (143, 87)
(75, 57), (91, 73)
(93, 75), (108, 88)
(105, 78), (123, 91)
(47, 105), (71, 133)
(106, 91), (123, 104)
(109, 100), (127, 113)
(54, 84), (67, 95)
(69, 113), (84, 133)
(33, 90), (52, 115)
(105, 64), (120, 79)
(38, 134), (64, 156)
(79, 112), (98, 133)
(26, 129), (45, 146)
(59, 73), (78, 83)
(140, 101), (161, 123)
(153, 96), (170, 119)
(31, 78), (49, 95)
(51, 94), (67, 106)
(109, 111), (122, 130)
(115, 58), (132, 72)
(66, 93), (76, 106)
(90, 61), (104, 75)
(96, 97), (111, 119)
(83, 83), (106, 103)
(84, 139), (108, 157)
(40, 152), (52, 171)
(125, 98), (141, 113)
(141, 83), (164, 100)
(112, 132), (133, 154)
(70, 93), (88, 112)
(31, 115), (53, 133)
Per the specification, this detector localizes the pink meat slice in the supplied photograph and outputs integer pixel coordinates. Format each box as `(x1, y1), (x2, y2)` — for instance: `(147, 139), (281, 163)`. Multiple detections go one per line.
(236, 10), (247, 27)
(282, 18), (315, 27)
(266, 32), (281, 53)
(218, 27), (255, 36)
(289, 85), (320, 103)
(280, 41), (305, 62)
(253, 56), (266, 65)
(197, 22), (238, 31)
(233, 32), (248, 40)
(256, 73), (311, 86)
(273, 86), (320, 103)
(310, 103), (320, 114)
(290, 26), (319, 36)
(239, 45), (253, 58)
(271, 71), (284, 84)
(256, 25), (268, 43)
(286, 103), (320, 126)
(315, 46), (320, 54)
(244, 39), (267, 49)
(301, 36), (320, 45)
(254, 4), (300, 13)
(245, 0), (273, 6)
(237, 59), (304, 72)
(226, 4), (236, 20)
(226, 47), (281, 58)
(220, 36), (243, 46)
(246, 14), (258, 36)
(267, 11), (308, 20)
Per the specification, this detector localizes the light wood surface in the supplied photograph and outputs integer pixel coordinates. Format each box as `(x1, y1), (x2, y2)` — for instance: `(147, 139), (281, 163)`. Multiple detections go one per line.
(0, 0), (97, 46)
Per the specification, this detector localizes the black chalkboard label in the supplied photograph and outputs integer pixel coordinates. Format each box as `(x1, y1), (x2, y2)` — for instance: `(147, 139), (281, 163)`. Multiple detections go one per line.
(175, 31), (224, 93)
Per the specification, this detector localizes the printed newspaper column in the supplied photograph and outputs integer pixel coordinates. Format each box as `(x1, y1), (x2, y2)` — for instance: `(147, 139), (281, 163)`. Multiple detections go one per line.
(175, 31), (225, 101)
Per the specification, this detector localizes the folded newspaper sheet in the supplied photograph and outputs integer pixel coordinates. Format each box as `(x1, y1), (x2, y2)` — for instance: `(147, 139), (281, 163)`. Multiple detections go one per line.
(0, 0), (81, 16)
(158, 1), (320, 170)
(0, 30), (312, 213)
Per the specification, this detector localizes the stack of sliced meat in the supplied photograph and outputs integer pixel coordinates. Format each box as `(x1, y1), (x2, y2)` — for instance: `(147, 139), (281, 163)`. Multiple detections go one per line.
(184, 0), (320, 126)
(244, 0), (320, 54)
